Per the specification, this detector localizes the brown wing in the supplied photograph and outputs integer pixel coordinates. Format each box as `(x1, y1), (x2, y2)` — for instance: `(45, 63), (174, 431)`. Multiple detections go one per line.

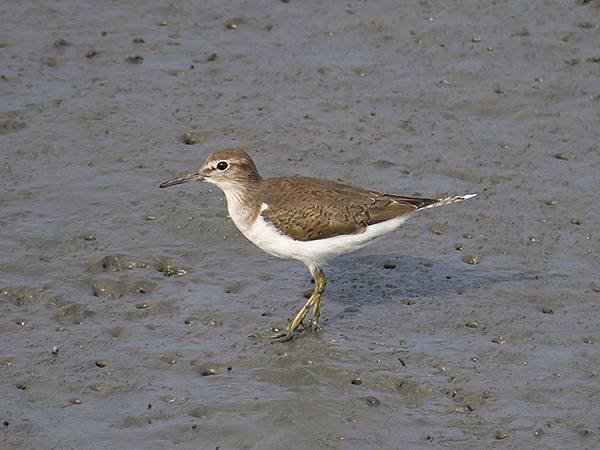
(260, 177), (438, 241)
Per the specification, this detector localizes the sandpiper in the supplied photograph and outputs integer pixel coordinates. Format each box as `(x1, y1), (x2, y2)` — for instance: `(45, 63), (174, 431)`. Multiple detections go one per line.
(160, 148), (476, 341)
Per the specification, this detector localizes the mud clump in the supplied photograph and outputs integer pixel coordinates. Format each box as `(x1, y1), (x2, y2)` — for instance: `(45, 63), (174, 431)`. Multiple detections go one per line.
(130, 280), (156, 294)
(92, 279), (125, 299)
(1, 286), (45, 306)
(0, 120), (27, 135)
(99, 255), (148, 271)
(156, 258), (187, 277)
(55, 303), (94, 325)
(199, 367), (217, 376)
(183, 131), (210, 145)
(462, 254), (481, 265)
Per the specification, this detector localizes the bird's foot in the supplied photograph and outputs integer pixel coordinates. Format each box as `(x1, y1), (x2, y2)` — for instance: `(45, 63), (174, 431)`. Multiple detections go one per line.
(250, 324), (300, 342)
(308, 318), (322, 333)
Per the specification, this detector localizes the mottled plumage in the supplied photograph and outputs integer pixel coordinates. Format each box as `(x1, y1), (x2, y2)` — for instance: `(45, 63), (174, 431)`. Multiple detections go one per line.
(259, 177), (438, 241)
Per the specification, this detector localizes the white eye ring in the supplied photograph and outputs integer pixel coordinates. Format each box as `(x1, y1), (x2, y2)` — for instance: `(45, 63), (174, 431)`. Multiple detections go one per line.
(216, 160), (229, 171)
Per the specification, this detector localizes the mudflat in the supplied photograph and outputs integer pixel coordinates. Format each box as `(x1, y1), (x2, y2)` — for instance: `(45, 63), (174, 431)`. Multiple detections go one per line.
(1, 1), (599, 449)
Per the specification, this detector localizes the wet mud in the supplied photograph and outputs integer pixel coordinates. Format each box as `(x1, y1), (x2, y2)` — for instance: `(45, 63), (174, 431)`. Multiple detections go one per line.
(1, 1), (599, 449)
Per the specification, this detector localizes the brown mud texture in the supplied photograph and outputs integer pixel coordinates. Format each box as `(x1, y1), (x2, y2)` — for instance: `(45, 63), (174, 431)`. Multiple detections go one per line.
(1, 1), (599, 449)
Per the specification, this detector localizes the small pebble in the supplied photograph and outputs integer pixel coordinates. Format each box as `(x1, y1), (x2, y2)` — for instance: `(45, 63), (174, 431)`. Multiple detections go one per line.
(132, 38), (145, 44)
(162, 394), (178, 403)
(465, 320), (479, 328)
(454, 243), (464, 251)
(495, 430), (509, 440)
(200, 368), (217, 376)
(159, 260), (186, 277)
(183, 132), (204, 145)
(70, 398), (82, 405)
(125, 55), (144, 64)
(51, 346), (59, 355)
(225, 18), (241, 29)
(95, 360), (108, 368)
(555, 153), (571, 161)
(383, 261), (396, 269)
(492, 336), (506, 344)
(542, 307), (554, 314)
(406, 299), (416, 305)
(16, 382), (30, 390)
(544, 200), (558, 206)
(462, 254), (481, 265)
(429, 223), (447, 235)
(363, 395), (380, 406)
(54, 38), (70, 47)
(350, 377), (363, 385)
(471, 36), (481, 43)
(570, 218), (582, 225)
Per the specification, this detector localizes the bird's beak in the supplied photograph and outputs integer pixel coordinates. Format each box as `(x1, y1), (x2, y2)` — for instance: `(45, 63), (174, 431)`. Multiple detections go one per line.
(159, 172), (204, 188)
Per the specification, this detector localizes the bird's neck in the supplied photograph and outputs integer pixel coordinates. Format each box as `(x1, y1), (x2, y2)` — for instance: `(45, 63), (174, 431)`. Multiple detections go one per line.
(219, 179), (263, 232)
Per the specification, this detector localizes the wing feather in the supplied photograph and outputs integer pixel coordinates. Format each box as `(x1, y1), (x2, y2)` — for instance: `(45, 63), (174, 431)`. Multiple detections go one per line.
(259, 177), (436, 241)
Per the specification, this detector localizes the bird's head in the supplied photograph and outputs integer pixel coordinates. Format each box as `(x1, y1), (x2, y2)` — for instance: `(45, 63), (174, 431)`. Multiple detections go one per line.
(159, 148), (261, 190)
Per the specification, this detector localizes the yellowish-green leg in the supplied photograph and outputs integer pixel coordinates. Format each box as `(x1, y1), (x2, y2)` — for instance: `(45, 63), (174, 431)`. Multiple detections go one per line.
(308, 266), (326, 333)
(257, 264), (326, 341)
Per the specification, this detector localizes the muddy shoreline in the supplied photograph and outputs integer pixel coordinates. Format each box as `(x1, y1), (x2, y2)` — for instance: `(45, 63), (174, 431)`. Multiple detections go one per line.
(2, 1), (599, 449)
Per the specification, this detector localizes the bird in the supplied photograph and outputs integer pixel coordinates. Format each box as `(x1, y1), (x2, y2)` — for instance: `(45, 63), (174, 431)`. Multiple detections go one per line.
(160, 148), (476, 341)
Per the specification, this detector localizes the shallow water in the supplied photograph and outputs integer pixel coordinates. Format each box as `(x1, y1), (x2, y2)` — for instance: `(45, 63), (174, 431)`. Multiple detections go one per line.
(1, 1), (599, 449)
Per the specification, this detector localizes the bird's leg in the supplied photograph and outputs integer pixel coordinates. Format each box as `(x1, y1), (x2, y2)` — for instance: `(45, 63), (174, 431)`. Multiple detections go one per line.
(308, 265), (326, 333)
(254, 264), (326, 341)
(259, 293), (317, 341)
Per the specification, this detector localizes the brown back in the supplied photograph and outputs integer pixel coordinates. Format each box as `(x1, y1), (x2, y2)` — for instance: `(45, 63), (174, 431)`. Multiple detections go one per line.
(259, 176), (437, 241)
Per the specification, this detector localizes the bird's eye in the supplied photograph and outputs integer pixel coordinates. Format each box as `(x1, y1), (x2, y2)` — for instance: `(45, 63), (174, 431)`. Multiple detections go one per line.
(216, 161), (229, 171)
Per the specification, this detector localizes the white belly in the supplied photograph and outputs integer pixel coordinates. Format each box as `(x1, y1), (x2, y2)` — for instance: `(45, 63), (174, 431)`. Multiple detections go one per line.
(241, 214), (411, 266)
(222, 191), (412, 266)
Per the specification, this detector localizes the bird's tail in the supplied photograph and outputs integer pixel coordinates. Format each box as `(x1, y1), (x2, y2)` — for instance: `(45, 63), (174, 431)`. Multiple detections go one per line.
(420, 193), (477, 210)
